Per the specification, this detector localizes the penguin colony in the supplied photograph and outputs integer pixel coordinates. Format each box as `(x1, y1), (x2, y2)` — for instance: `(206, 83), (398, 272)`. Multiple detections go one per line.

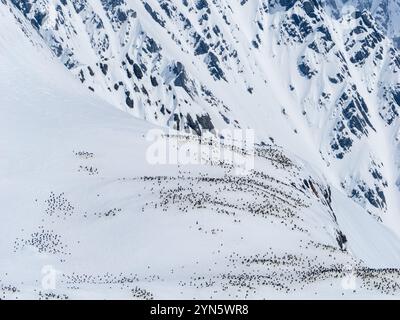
(4, 140), (400, 299)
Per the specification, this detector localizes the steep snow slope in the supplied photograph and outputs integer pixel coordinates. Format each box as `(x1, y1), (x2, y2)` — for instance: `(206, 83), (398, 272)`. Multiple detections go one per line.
(323, 0), (400, 47)
(2, 1), (400, 299)
(5, 0), (400, 232)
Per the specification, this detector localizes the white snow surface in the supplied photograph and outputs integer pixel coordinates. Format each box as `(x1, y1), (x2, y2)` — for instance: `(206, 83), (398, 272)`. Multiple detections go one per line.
(1, 0), (400, 299)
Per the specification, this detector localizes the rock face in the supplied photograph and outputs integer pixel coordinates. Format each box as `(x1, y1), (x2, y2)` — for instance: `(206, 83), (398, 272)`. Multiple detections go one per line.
(4, 0), (400, 231)
(322, 0), (400, 48)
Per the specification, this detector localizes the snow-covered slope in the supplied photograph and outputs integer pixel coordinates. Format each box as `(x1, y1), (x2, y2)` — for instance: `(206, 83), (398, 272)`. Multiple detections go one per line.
(2, 0), (400, 299)
(323, 0), (400, 47)
(6, 0), (400, 236)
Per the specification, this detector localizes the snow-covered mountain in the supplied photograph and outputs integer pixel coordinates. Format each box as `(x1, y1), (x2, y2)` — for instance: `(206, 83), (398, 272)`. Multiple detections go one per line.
(6, 0), (400, 232)
(322, 0), (400, 48)
(1, 0), (400, 298)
